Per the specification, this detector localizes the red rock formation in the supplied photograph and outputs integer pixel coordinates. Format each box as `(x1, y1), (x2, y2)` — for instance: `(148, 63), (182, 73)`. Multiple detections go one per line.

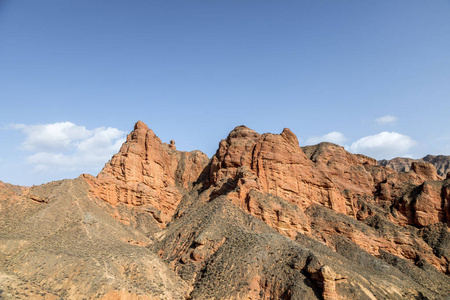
(81, 123), (450, 274)
(2, 122), (450, 299)
(377, 161), (447, 227)
(303, 142), (393, 218)
(203, 126), (449, 272)
(82, 123), (449, 273)
(208, 127), (346, 214)
(414, 182), (445, 226)
(303, 142), (386, 195)
(208, 127), (398, 225)
(411, 161), (442, 181)
(395, 179), (450, 227)
(83, 121), (209, 225)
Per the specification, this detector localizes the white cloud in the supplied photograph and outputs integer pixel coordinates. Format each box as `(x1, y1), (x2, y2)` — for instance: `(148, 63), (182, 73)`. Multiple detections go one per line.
(348, 131), (416, 159)
(306, 131), (346, 145)
(375, 115), (397, 125)
(11, 122), (92, 152)
(12, 122), (126, 172)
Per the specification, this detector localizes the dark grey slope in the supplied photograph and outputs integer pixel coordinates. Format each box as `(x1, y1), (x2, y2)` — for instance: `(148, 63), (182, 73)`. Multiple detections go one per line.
(151, 192), (450, 299)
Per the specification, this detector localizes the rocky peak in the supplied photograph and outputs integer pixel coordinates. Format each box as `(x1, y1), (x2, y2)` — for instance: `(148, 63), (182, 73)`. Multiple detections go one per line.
(226, 125), (260, 142)
(84, 121), (209, 225)
(214, 126), (260, 169)
(210, 126), (309, 184)
(280, 127), (299, 146)
(134, 119), (149, 130)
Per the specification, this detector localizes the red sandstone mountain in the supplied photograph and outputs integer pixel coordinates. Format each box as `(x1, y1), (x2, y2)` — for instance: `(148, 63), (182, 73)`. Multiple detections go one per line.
(1, 121), (449, 299)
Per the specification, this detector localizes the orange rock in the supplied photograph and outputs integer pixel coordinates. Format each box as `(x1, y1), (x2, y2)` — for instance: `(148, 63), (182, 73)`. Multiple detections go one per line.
(84, 121), (209, 226)
(209, 126), (345, 215)
(411, 161), (442, 181)
(83, 122), (449, 274)
(414, 182), (444, 226)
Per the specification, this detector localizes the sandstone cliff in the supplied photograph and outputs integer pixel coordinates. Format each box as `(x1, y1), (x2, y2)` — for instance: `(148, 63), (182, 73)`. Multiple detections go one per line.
(1, 121), (449, 299)
(83, 120), (209, 225)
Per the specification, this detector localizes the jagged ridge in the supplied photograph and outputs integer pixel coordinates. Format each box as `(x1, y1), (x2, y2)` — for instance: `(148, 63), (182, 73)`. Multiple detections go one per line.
(0, 121), (449, 299)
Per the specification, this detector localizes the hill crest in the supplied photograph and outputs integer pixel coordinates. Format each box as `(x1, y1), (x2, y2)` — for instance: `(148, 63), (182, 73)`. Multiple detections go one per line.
(1, 121), (449, 299)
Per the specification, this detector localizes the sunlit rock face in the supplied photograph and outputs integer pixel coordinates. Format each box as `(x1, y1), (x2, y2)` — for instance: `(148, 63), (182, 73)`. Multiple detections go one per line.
(1, 121), (449, 299)
(84, 120), (210, 225)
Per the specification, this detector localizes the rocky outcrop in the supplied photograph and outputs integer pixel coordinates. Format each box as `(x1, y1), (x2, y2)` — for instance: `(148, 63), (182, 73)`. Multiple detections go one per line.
(376, 161), (448, 228)
(423, 155), (450, 177)
(379, 154), (450, 177)
(207, 127), (350, 215)
(395, 179), (450, 227)
(83, 121), (209, 225)
(379, 157), (417, 173)
(200, 126), (449, 273)
(1, 121), (449, 299)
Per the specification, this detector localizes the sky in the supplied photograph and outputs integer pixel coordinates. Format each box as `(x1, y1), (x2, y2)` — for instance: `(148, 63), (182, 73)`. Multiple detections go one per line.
(1, 0), (449, 186)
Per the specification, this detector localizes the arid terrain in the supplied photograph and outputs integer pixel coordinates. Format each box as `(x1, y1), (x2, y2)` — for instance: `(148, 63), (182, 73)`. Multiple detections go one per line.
(1, 121), (449, 299)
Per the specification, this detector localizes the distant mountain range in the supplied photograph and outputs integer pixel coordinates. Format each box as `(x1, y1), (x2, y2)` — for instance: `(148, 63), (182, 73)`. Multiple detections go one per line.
(379, 155), (450, 178)
(0, 121), (449, 299)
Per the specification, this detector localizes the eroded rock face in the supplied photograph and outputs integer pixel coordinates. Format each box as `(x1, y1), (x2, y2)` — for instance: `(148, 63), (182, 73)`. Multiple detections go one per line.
(80, 124), (450, 288)
(207, 128), (395, 229)
(199, 126), (450, 273)
(411, 161), (442, 181)
(379, 157), (418, 173)
(376, 161), (449, 228)
(208, 127), (347, 215)
(1, 121), (450, 299)
(395, 180), (450, 227)
(380, 155), (450, 177)
(84, 121), (209, 225)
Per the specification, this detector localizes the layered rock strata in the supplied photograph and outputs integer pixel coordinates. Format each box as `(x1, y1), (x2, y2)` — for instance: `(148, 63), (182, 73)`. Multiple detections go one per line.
(83, 121), (209, 225)
(1, 121), (449, 299)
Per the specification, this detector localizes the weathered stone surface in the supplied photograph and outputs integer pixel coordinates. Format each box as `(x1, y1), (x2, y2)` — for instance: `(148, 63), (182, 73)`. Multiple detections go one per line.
(83, 121), (209, 226)
(411, 161), (442, 181)
(1, 122), (449, 299)
(379, 154), (450, 177)
(379, 157), (418, 173)
(394, 179), (450, 228)
(303, 142), (392, 217)
(208, 127), (347, 215)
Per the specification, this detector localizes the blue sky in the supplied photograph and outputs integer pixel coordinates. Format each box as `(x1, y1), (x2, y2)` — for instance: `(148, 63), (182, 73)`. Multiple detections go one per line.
(1, 0), (450, 186)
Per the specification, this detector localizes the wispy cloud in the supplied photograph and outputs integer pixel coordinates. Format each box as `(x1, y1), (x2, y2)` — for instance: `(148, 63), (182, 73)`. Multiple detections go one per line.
(348, 131), (416, 159)
(375, 115), (397, 125)
(306, 131), (346, 146)
(12, 122), (126, 172)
